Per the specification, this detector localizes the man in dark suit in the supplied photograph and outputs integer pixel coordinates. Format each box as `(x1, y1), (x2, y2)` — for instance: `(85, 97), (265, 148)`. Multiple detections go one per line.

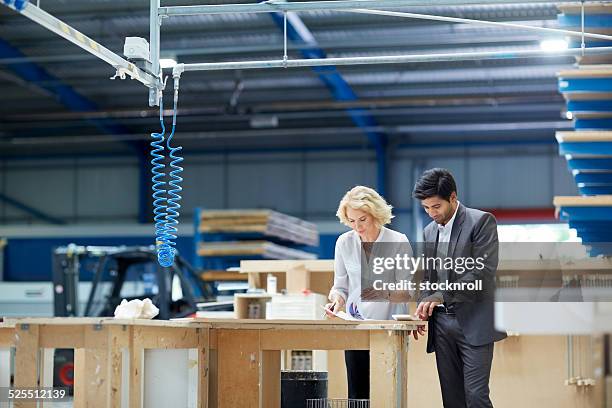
(412, 168), (506, 408)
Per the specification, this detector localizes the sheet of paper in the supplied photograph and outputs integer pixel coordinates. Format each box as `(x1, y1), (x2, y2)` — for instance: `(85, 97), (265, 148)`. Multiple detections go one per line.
(321, 306), (363, 321)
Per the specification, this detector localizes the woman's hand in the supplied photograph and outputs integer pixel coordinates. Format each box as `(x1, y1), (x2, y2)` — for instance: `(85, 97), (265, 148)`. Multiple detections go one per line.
(324, 294), (346, 318)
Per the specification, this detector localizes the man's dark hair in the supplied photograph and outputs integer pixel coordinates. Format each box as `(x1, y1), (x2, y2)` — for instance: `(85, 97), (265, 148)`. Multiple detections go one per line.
(412, 168), (457, 201)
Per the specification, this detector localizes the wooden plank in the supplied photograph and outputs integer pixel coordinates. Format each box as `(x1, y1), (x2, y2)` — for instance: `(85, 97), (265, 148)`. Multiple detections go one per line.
(208, 345), (218, 408)
(0, 326), (13, 347)
(39, 324), (85, 348)
(572, 112), (612, 120)
(240, 260), (334, 274)
(198, 328), (209, 408)
(200, 224), (268, 232)
(261, 351), (281, 408)
(129, 336), (144, 408)
(327, 351), (348, 399)
(558, 67), (612, 78)
(200, 209), (318, 241)
(247, 271), (264, 289)
(564, 91), (612, 102)
(554, 195), (612, 207)
(84, 325), (111, 408)
(217, 329), (261, 408)
(556, 131), (612, 143)
(14, 323), (39, 408)
(198, 241), (316, 259)
(109, 325), (130, 408)
(284, 264), (310, 293)
(74, 348), (86, 408)
(200, 209), (271, 218)
(309, 272), (334, 296)
(4, 317), (204, 328)
(201, 271), (248, 282)
(199, 241), (269, 256)
(191, 318), (420, 331)
(260, 330), (369, 351)
(370, 330), (408, 408)
(133, 326), (199, 349)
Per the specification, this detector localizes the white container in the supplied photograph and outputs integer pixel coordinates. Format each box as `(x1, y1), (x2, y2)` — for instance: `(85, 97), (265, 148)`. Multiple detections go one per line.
(266, 274), (277, 294)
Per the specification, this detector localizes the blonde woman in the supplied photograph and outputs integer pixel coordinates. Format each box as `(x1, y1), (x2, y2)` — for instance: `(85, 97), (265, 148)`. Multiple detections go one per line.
(325, 185), (411, 400)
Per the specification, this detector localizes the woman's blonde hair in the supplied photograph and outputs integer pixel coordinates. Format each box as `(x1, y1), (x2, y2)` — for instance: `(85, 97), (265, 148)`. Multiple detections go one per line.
(336, 185), (394, 228)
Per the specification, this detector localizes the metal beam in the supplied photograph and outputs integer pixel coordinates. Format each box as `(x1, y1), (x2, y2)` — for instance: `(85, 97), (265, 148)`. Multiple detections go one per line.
(149, 0), (161, 107)
(0, 138), (558, 161)
(2, 1), (160, 101)
(3, 121), (573, 145)
(348, 8), (612, 42)
(159, 0), (561, 17)
(0, 192), (66, 225)
(175, 46), (612, 74)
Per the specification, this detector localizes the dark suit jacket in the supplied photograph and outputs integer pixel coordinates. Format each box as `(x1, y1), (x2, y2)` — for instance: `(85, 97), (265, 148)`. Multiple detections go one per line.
(418, 203), (507, 353)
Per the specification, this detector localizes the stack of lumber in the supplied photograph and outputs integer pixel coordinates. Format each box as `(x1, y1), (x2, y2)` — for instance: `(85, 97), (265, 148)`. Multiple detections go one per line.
(198, 209), (319, 246)
(197, 240), (317, 260)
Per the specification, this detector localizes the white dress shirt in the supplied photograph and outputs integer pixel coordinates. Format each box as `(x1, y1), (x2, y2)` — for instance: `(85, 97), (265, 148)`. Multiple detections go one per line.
(437, 201), (460, 251)
(434, 201), (460, 303)
(329, 226), (410, 320)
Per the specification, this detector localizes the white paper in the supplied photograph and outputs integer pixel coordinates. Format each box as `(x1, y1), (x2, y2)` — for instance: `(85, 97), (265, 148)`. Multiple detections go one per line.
(322, 306), (364, 321)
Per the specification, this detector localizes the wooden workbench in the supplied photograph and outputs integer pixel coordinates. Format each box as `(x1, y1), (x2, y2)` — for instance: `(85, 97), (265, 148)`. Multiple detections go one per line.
(4, 317), (420, 408)
(4, 317), (205, 408)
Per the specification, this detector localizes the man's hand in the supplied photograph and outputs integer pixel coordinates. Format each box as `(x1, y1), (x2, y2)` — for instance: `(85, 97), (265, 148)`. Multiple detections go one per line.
(415, 300), (442, 320)
(324, 293), (346, 318)
(412, 324), (426, 341)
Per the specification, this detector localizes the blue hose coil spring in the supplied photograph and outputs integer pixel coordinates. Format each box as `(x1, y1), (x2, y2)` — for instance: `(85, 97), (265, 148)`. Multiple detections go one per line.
(150, 89), (183, 267)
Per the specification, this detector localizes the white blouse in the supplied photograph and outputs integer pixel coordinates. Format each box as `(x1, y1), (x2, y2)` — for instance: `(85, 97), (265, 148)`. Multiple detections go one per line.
(329, 226), (411, 320)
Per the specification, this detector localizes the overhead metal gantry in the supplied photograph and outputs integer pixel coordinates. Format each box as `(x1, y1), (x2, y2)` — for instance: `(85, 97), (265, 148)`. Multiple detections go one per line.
(158, 0), (567, 16)
(4, 0), (612, 107)
(164, 0), (612, 78)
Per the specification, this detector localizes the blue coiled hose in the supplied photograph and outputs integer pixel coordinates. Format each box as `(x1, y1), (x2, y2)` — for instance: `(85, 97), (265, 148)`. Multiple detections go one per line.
(150, 78), (183, 267)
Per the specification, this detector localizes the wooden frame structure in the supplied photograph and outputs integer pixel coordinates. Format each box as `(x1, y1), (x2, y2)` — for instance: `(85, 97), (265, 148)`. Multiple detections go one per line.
(1, 317), (419, 408)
